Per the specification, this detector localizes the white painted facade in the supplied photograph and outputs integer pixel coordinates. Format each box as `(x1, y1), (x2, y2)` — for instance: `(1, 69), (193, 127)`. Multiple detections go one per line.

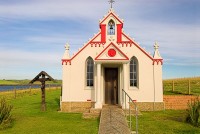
(61, 9), (163, 110)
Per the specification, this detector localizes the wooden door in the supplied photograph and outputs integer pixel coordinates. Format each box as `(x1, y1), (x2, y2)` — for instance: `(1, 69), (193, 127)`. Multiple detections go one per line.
(105, 68), (118, 105)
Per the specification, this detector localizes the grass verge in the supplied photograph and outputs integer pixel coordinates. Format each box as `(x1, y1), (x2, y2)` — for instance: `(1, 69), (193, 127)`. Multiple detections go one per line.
(132, 110), (200, 134)
(0, 89), (99, 134)
(1, 88), (200, 133)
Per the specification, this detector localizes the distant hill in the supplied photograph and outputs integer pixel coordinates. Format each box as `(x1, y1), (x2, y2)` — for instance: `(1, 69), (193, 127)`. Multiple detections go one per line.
(0, 79), (62, 85)
(164, 77), (200, 81)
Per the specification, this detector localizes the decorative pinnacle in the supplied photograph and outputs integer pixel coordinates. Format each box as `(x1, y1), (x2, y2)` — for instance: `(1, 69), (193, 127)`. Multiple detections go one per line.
(153, 41), (162, 59)
(63, 43), (70, 59)
(154, 41), (159, 50)
(65, 43), (70, 50)
(108, 0), (115, 8)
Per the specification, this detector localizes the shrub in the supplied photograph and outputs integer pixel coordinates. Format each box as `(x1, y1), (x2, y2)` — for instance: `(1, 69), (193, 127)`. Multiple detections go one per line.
(186, 97), (200, 127)
(0, 98), (13, 129)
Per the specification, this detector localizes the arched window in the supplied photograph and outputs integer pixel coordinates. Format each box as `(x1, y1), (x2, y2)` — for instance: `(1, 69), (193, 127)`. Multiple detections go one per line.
(130, 57), (138, 87)
(108, 19), (115, 35)
(86, 57), (94, 86)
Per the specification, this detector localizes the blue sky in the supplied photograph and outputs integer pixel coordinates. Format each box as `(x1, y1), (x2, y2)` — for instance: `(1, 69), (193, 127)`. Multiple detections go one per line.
(0, 0), (199, 80)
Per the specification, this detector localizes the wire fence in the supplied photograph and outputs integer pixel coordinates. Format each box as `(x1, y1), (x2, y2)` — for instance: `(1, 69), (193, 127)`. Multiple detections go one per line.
(163, 78), (200, 95)
(0, 84), (61, 100)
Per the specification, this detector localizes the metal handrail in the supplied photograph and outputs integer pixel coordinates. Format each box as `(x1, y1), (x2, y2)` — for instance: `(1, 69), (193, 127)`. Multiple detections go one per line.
(122, 89), (138, 134)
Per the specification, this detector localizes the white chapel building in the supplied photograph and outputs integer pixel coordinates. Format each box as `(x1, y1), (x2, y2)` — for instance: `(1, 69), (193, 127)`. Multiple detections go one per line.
(61, 8), (164, 112)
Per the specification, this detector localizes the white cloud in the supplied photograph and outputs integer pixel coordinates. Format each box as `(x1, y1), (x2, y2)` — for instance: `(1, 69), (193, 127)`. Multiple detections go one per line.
(0, 48), (61, 67)
(0, 0), (106, 21)
(0, 0), (199, 79)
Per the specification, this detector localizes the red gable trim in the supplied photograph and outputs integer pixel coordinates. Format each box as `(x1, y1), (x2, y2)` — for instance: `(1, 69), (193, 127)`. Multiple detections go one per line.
(62, 59), (71, 65)
(90, 32), (101, 42)
(153, 59), (163, 65)
(95, 42), (129, 61)
(100, 12), (123, 25)
(121, 33), (154, 61)
(62, 32), (102, 64)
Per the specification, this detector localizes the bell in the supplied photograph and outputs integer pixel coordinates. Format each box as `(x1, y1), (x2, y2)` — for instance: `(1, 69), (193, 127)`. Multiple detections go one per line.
(110, 25), (113, 29)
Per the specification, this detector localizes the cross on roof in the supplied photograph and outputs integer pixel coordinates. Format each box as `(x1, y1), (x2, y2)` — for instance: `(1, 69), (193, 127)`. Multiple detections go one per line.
(108, 0), (115, 8)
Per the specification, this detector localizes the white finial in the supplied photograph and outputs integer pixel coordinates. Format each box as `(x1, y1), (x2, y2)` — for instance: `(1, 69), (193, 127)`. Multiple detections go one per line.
(65, 43), (70, 50)
(154, 41), (159, 50)
(153, 41), (162, 59)
(108, 0), (115, 8)
(63, 43), (70, 59)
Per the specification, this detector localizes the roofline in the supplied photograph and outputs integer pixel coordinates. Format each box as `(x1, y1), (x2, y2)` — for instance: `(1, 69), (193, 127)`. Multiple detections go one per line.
(121, 32), (154, 61)
(62, 32), (101, 62)
(100, 12), (123, 25)
(95, 42), (129, 61)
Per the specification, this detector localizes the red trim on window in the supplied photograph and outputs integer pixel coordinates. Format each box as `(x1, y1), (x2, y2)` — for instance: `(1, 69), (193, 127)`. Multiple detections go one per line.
(95, 43), (129, 61)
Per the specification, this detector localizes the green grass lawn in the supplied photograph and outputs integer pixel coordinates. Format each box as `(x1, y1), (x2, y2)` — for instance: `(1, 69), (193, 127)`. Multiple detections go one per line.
(0, 80), (19, 85)
(0, 89), (99, 134)
(1, 88), (200, 134)
(132, 110), (200, 134)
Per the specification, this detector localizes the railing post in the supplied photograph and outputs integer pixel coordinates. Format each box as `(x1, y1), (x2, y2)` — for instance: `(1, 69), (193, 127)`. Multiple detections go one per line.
(122, 89), (124, 106)
(136, 106), (138, 134)
(172, 80), (174, 92)
(122, 89), (138, 134)
(14, 87), (16, 99)
(129, 98), (131, 131)
(125, 93), (127, 118)
(29, 85), (32, 95)
(188, 80), (191, 95)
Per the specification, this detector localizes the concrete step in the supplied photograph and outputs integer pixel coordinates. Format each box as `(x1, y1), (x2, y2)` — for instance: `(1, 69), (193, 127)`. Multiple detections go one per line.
(82, 112), (100, 119)
(90, 108), (101, 114)
(82, 108), (101, 119)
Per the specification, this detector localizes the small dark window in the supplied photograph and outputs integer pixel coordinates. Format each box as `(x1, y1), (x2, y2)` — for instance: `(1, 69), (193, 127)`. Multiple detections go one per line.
(108, 19), (115, 35)
(130, 57), (138, 87)
(86, 57), (94, 86)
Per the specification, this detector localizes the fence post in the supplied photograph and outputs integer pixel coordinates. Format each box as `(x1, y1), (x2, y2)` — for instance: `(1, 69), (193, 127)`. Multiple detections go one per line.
(29, 85), (32, 95)
(188, 80), (191, 95)
(48, 84), (51, 90)
(172, 80), (175, 92)
(61, 86), (62, 96)
(14, 87), (17, 99)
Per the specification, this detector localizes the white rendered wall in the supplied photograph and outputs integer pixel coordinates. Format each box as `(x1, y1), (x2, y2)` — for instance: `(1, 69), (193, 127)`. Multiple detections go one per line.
(62, 11), (163, 104)
(62, 44), (163, 103)
(153, 63), (163, 102)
